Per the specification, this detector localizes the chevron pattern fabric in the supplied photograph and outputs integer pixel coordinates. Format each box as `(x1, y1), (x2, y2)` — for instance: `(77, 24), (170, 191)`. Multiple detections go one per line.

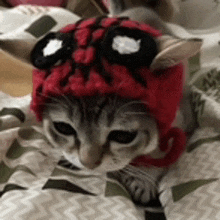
(160, 128), (220, 220)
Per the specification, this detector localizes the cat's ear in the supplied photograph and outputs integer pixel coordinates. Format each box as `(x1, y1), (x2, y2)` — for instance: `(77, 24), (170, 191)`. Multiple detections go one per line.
(150, 35), (203, 70)
(108, 0), (176, 25)
(108, 0), (126, 16)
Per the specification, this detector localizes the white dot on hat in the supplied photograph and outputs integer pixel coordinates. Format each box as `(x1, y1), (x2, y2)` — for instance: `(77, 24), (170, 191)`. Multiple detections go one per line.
(112, 36), (141, 55)
(43, 39), (63, 57)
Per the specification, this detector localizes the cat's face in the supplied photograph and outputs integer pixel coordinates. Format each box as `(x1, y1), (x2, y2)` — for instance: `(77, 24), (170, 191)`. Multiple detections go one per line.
(43, 95), (159, 172)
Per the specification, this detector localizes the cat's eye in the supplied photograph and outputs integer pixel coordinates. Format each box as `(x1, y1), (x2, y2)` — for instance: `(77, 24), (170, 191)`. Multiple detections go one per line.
(108, 130), (137, 144)
(53, 122), (76, 136)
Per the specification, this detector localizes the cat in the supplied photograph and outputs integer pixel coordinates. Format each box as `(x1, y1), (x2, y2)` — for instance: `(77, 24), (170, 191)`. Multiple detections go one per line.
(38, 0), (202, 206)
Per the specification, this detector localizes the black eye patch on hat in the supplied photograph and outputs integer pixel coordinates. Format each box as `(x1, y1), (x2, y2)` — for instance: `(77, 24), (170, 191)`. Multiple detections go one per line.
(101, 27), (158, 68)
(31, 32), (74, 69)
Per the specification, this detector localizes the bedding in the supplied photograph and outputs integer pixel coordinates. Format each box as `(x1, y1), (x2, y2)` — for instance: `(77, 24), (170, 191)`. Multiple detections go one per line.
(1, 1), (220, 219)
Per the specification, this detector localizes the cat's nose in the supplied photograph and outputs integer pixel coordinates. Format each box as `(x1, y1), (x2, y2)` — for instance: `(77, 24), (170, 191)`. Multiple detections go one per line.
(80, 160), (102, 169)
(79, 146), (103, 169)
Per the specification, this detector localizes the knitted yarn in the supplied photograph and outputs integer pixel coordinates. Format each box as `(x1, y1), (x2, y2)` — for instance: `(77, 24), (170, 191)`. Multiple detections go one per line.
(31, 16), (186, 167)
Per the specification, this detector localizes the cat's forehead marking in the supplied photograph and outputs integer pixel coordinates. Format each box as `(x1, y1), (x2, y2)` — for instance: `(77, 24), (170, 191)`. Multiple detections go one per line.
(85, 96), (108, 114)
(81, 96), (116, 125)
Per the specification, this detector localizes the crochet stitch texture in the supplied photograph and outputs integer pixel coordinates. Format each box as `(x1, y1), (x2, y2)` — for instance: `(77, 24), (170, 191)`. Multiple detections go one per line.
(31, 16), (185, 167)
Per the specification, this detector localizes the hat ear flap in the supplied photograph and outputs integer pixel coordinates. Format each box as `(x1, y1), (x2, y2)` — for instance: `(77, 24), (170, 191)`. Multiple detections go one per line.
(150, 35), (202, 70)
(30, 32), (73, 69)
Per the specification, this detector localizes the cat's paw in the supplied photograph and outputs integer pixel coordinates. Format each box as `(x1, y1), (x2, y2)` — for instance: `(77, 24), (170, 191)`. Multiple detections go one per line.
(108, 166), (164, 205)
(120, 173), (157, 204)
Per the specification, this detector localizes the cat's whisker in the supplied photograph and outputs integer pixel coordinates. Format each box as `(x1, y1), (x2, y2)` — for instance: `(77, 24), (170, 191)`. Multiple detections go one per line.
(124, 165), (159, 187)
(36, 92), (69, 109)
(36, 92), (59, 102)
(64, 96), (74, 108)
(53, 87), (74, 108)
(44, 103), (61, 107)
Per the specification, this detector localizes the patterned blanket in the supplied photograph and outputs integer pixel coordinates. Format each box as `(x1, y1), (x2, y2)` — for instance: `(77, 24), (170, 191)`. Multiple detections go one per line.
(1, 1), (220, 219)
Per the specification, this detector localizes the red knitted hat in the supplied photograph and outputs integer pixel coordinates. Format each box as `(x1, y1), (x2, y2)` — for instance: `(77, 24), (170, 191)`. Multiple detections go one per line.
(30, 16), (186, 167)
